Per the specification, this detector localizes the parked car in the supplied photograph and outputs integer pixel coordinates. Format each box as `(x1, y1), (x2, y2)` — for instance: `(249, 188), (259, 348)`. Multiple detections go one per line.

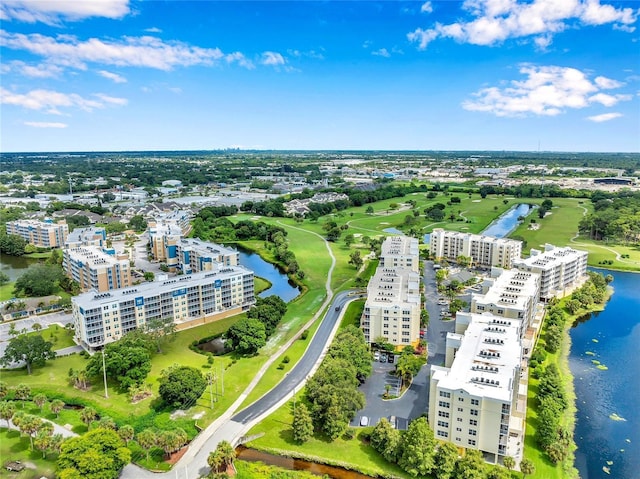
(388, 354), (395, 364)
(389, 415), (397, 429)
(360, 416), (370, 427)
(380, 354), (387, 363)
(373, 351), (380, 361)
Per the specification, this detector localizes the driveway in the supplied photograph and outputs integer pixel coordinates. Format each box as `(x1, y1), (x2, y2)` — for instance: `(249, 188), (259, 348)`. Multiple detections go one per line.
(0, 311), (74, 357)
(352, 358), (430, 430)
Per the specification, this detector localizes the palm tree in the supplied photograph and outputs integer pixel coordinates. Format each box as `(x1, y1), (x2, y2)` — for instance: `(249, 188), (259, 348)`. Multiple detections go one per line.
(0, 381), (8, 400)
(136, 429), (157, 462)
(15, 383), (31, 408)
(80, 407), (97, 427)
(503, 456), (515, 472)
(50, 399), (64, 418)
(0, 401), (16, 427)
(208, 440), (236, 474)
(33, 393), (47, 412)
(118, 425), (135, 446)
(520, 458), (535, 478)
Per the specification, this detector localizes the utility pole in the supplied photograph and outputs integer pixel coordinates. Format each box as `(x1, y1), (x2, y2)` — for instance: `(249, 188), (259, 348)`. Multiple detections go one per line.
(206, 371), (214, 409)
(102, 349), (109, 399)
(220, 363), (224, 395)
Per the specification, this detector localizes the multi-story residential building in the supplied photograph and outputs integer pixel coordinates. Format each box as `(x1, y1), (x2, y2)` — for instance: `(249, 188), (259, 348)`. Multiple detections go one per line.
(175, 238), (239, 274)
(65, 226), (107, 248)
(430, 229), (522, 268)
(147, 209), (192, 235)
(514, 244), (588, 301)
(470, 268), (540, 332)
(148, 222), (182, 269)
(429, 312), (524, 461)
(63, 246), (131, 292)
(379, 236), (420, 273)
(72, 265), (255, 350)
(361, 266), (421, 347)
(6, 219), (69, 248)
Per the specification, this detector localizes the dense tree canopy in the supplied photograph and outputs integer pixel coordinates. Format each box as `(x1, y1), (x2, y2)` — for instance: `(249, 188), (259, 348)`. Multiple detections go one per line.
(13, 264), (65, 297)
(57, 428), (131, 479)
(225, 318), (266, 355)
(1, 334), (56, 374)
(158, 365), (207, 409)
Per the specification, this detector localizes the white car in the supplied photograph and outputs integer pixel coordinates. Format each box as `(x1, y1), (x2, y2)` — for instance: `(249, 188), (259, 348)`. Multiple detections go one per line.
(373, 351), (380, 361)
(360, 416), (370, 427)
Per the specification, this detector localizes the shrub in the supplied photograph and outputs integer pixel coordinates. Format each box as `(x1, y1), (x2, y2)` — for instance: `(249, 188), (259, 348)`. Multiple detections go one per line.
(300, 330), (309, 340)
(282, 356), (290, 364)
(277, 364), (285, 370)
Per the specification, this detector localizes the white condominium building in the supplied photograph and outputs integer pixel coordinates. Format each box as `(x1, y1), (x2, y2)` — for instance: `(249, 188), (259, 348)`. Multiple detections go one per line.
(379, 236), (420, 273)
(72, 265), (255, 350)
(175, 238), (239, 274)
(361, 266), (421, 347)
(514, 244), (588, 301)
(430, 229), (522, 268)
(6, 219), (69, 248)
(429, 312), (524, 461)
(65, 226), (107, 248)
(470, 268), (540, 332)
(63, 246), (131, 292)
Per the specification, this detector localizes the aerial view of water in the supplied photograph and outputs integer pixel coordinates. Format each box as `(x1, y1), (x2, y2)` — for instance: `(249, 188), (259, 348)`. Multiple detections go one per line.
(481, 203), (532, 238)
(237, 250), (300, 303)
(570, 269), (640, 479)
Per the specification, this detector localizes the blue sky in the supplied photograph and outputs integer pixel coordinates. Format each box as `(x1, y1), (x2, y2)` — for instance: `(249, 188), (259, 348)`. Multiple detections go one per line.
(1, 0), (639, 152)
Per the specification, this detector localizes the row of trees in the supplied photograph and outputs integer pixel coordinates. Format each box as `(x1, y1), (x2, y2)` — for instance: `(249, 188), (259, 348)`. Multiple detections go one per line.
(302, 326), (370, 440)
(579, 191), (640, 242)
(369, 416), (535, 479)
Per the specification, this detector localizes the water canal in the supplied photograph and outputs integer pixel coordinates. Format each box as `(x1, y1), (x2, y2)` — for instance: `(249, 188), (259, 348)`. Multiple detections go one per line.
(569, 269), (640, 479)
(481, 203), (532, 238)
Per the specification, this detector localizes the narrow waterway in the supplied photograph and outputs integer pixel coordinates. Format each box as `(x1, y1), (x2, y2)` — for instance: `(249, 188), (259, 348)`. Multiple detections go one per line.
(481, 203), (532, 238)
(569, 269), (640, 479)
(237, 250), (300, 302)
(236, 447), (377, 479)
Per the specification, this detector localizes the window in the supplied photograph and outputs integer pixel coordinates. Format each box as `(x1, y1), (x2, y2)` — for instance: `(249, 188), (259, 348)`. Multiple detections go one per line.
(469, 429), (477, 436)
(437, 420), (448, 428)
(437, 430), (449, 438)
(438, 411), (449, 418)
(471, 399), (479, 406)
(468, 439), (476, 446)
(438, 401), (450, 408)
(457, 418), (463, 422)
(469, 419), (478, 426)
(439, 391), (451, 398)
(457, 407), (463, 412)
(456, 427), (462, 432)
(458, 397), (464, 402)
(470, 409), (478, 416)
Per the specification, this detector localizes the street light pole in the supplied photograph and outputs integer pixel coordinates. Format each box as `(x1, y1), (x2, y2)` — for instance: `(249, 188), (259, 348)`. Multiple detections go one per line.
(102, 349), (109, 399)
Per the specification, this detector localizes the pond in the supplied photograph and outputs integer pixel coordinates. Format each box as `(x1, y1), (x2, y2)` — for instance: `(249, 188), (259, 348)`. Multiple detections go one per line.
(480, 203), (532, 238)
(237, 249), (300, 303)
(0, 254), (40, 281)
(382, 227), (404, 235)
(236, 447), (377, 479)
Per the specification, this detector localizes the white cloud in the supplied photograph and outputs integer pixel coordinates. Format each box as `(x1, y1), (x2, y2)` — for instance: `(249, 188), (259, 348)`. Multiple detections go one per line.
(463, 65), (631, 117)
(0, 87), (126, 113)
(144, 27), (162, 33)
(421, 2), (433, 14)
(24, 121), (68, 128)
(261, 51), (285, 66)
(372, 48), (391, 57)
(0, 0), (129, 25)
(587, 112), (623, 122)
(408, 0), (638, 49)
(2, 60), (62, 78)
(98, 70), (127, 83)
(594, 76), (624, 89)
(0, 30), (252, 71)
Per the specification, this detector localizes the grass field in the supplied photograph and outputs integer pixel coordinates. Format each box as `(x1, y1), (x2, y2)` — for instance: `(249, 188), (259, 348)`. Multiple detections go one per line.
(0, 428), (57, 479)
(0, 282), (16, 301)
(25, 324), (75, 351)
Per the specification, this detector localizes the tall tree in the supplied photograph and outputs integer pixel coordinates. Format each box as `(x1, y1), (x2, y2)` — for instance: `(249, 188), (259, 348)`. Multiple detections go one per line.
(432, 442), (459, 479)
(50, 399), (65, 418)
(80, 407), (97, 427)
(292, 403), (313, 444)
(118, 425), (135, 446)
(208, 440), (236, 474)
(520, 458), (535, 479)
(225, 318), (266, 355)
(503, 456), (515, 472)
(158, 366), (206, 409)
(14, 383), (31, 407)
(1, 334), (56, 374)
(0, 381), (7, 399)
(13, 264), (65, 296)
(33, 393), (47, 412)
(454, 450), (485, 479)
(136, 429), (156, 462)
(370, 417), (400, 463)
(0, 401), (16, 427)
(397, 417), (436, 477)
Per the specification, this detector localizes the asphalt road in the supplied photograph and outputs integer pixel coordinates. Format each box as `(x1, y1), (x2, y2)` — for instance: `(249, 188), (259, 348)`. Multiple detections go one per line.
(0, 310), (74, 357)
(120, 291), (354, 479)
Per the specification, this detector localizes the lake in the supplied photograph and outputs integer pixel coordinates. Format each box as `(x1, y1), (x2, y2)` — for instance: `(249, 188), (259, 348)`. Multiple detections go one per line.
(481, 203), (532, 238)
(237, 249), (300, 303)
(0, 254), (39, 281)
(570, 269), (640, 479)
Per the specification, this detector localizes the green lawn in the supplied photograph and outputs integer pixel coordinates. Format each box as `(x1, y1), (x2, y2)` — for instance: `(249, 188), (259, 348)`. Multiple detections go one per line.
(235, 460), (321, 479)
(25, 324), (75, 351)
(0, 282), (15, 301)
(254, 277), (271, 294)
(0, 428), (57, 479)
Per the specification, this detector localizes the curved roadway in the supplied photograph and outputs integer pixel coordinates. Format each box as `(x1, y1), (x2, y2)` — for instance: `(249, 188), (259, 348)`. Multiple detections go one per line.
(120, 227), (353, 479)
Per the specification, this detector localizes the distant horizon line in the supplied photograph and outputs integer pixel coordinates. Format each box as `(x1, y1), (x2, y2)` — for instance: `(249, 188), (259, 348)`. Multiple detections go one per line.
(1, 148), (638, 155)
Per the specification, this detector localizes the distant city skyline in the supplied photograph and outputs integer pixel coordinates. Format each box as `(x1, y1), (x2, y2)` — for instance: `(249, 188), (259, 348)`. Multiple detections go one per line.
(1, 0), (639, 153)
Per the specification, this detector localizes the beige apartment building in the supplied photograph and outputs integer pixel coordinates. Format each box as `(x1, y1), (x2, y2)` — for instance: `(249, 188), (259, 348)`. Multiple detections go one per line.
(470, 268), (540, 332)
(6, 219), (69, 248)
(429, 312), (524, 462)
(513, 244), (588, 301)
(64, 226), (107, 249)
(148, 222), (182, 269)
(430, 229), (522, 268)
(72, 265), (255, 350)
(63, 247), (131, 292)
(379, 236), (420, 272)
(361, 266), (421, 347)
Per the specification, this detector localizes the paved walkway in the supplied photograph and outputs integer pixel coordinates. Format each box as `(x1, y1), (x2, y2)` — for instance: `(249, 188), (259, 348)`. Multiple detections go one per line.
(3, 416), (78, 439)
(120, 224), (341, 479)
